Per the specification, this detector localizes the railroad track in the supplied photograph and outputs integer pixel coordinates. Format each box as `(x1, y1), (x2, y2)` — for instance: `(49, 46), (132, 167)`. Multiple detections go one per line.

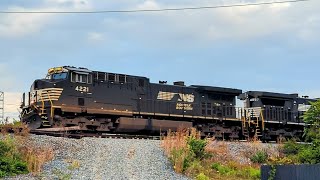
(30, 129), (161, 140)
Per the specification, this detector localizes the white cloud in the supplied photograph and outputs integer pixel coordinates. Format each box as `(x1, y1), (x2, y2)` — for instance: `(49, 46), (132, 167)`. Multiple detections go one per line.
(1, 0), (319, 41)
(0, 7), (53, 38)
(0, 0), (92, 38)
(137, 0), (160, 9)
(45, 0), (91, 9)
(100, 0), (319, 43)
(87, 32), (104, 42)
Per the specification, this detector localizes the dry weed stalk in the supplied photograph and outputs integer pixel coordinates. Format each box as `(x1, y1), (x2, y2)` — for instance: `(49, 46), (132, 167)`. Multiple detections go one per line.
(20, 143), (54, 174)
(161, 128), (202, 173)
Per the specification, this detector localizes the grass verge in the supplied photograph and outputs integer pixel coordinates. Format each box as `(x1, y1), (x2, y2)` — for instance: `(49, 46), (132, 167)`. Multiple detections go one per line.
(161, 128), (261, 180)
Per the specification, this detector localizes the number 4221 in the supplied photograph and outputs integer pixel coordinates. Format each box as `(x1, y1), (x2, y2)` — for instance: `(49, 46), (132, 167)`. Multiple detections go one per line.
(75, 86), (89, 93)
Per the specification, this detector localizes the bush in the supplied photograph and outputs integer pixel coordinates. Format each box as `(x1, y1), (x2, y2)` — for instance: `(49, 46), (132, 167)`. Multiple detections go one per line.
(282, 140), (320, 164)
(283, 140), (303, 155)
(250, 151), (268, 164)
(196, 173), (210, 180)
(0, 141), (11, 157)
(0, 139), (28, 177)
(170, 148), (194, 173)
(240, 167), (261, 180)
(297, 146), (320, 164)
(187, 137), (207, 159)
(268, 156), (298, 165)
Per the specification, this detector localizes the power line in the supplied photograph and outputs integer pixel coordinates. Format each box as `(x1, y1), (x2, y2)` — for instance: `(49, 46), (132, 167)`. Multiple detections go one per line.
(0, 0), (311, 14)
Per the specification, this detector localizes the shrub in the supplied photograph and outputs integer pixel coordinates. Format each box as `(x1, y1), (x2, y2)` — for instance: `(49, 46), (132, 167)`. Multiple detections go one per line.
(0, 135), (53, 177)
(170, 148), (193, 173)
(0, 141), (11, 157)
(297, 146), (320, 164)
(250, 151), (268, 164)
(282, 140), (320, 164)
(187, 137), (207, 159)
(196, 173), (210, 180)
(283, 140), (303, 155)
(268, 156), (298, 165)
(0, 139), (28, 177)
(240, 167), (261, 180)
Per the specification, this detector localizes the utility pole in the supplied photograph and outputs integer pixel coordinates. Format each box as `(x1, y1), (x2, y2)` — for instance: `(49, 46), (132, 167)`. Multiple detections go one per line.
(0, 92), (4, 124)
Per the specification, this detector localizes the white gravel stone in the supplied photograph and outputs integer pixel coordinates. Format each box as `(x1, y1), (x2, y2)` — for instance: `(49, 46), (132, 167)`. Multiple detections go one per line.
(5, 135), (190, 180)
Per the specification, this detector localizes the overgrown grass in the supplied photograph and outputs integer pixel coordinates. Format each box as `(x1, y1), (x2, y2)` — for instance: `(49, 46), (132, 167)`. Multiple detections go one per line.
(270, 139), (320, 165)
(161, 128), (261, 180)
(0, 136), (29, 177)
(250, 150), (268, 164)
(0, 122), (54, 177)
(20, 142), (54, 173)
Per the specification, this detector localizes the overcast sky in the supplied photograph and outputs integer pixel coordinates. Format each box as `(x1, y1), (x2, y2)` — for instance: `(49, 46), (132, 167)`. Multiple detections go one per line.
(0, 0), (319, 118)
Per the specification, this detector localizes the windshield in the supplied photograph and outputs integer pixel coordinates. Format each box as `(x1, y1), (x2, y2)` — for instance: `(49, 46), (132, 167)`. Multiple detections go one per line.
(52, 73), (68, 80)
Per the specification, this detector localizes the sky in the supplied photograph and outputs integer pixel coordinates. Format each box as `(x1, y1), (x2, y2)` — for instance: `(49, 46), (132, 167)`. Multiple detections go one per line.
(0, 0), (319, 119)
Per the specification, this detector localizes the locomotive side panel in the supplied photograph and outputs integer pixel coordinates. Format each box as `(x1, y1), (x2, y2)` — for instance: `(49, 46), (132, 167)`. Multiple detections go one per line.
(141, 83), (199, 117)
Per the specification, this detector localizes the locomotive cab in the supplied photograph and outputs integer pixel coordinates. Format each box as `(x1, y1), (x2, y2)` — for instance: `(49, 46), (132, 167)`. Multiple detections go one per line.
(22, 66), (94, 129)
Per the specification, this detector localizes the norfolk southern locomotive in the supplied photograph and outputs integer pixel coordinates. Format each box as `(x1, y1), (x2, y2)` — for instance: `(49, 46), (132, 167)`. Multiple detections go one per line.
(20, 66), (317, 140)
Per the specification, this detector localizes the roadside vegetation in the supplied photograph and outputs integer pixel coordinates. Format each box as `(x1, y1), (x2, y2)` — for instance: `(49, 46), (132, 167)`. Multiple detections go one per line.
(161, 128), (261, 180)
(271, 100), (320, 165)
(0, 121), (54, 178)
(161, 100), (320, 180)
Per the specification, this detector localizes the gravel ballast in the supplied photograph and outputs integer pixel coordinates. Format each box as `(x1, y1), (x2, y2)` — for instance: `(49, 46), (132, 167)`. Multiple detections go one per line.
(5, 135), (190, 180)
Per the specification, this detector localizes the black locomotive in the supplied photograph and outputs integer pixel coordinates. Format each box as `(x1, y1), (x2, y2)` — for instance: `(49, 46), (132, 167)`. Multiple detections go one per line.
(20, 66), (317, 140)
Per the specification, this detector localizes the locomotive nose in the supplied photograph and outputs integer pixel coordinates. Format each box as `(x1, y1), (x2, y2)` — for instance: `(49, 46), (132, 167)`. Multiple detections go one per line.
(33, 80), (39, 90)
(30, 80), (40, 91)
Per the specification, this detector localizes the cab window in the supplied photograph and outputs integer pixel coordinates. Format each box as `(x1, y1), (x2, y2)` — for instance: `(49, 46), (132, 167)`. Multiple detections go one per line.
(52, 73), (68, 80)
(71, 72), (92, 84)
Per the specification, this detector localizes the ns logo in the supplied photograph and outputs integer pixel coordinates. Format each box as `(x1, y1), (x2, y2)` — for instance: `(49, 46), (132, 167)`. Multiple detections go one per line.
(157, 91), (195, 103)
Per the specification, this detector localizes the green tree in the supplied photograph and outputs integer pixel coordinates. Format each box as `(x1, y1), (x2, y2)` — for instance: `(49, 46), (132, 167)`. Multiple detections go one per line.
(304, 100), (320, 145)
(296, 100), (320, 164)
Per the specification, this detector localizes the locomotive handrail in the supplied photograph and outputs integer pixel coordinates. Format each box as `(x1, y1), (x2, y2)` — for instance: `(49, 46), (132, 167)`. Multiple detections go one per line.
(46, 90), (54, 119)
(39, 93), (45, 115)
(31, 103), (38, 110)
(261, 109), (265, 131)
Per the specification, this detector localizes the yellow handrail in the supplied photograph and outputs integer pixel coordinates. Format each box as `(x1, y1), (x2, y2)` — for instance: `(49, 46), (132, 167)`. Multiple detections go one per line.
(242, 116), (246, 128)
(260, 109), (265, 131)
(47, 90), (54, 119)
(39, 93), (45, 115)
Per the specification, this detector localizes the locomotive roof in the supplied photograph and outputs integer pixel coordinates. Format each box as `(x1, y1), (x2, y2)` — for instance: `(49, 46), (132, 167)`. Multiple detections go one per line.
(191, 85), (242, 95)
(64, 66), (92, 73)
(239, 91), (299, 100)
(296, 97), (317, 104)
(63, 66), (149, 79)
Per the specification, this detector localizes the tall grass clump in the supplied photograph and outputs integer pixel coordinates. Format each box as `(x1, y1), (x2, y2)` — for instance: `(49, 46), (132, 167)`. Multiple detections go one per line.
(20, 144), (54, 174)
(161, 128), (207, 173)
